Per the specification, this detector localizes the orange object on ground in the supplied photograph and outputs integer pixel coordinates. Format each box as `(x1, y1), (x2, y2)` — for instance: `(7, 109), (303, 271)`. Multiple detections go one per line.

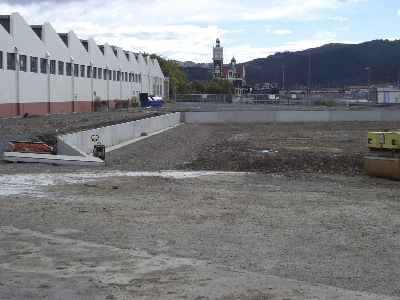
(9, 141), (53, 153)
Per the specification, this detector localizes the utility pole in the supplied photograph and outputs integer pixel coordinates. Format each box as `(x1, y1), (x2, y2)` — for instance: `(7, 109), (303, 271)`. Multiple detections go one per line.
(281, 65), (285, 90)
(398, 67), (400, 87)
(308, 52), (311, 94)
(366, 67), (371, 102)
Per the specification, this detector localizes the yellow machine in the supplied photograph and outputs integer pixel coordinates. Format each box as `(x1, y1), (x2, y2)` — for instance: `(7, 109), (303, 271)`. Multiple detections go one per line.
(364, 131), (400, 180)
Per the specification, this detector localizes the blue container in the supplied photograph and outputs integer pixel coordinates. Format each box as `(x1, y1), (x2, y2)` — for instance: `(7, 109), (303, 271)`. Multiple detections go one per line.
(140, 101), (152, 107)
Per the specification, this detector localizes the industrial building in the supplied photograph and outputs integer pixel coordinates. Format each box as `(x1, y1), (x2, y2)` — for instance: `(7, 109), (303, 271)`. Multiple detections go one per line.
(0, 12), (165, 118)
(375, 87), (400, 104)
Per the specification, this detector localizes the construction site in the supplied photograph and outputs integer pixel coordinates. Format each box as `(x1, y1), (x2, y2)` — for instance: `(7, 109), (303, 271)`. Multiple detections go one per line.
(0, 103), (400, 299)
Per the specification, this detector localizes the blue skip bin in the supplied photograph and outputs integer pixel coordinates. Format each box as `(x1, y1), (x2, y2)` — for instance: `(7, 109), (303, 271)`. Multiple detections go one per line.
(140, 96), (164, 108)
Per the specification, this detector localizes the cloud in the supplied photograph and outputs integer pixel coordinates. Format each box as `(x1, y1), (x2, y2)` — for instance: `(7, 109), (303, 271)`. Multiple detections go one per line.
(0, 0), (384, 63)
(328, 16), (348, 21)
(1, 0), (80, 4)
(272, 29), (292, 35)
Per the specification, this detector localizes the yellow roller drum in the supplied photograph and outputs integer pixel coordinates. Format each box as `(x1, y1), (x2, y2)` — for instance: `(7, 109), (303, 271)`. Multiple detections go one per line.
(364, 156), (400, 181)
(366, 132), (400, 150)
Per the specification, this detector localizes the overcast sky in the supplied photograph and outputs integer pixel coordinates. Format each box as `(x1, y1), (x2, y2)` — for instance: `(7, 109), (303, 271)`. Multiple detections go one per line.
(1, 0), (399, 63)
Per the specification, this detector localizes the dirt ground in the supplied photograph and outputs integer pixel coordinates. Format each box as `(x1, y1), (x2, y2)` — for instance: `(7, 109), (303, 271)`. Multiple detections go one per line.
(1, 107), (400, 299)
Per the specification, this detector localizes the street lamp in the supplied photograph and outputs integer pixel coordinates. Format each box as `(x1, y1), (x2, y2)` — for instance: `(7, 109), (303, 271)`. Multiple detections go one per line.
(308, 52), (311, 94)
(366, 67), (371, 102)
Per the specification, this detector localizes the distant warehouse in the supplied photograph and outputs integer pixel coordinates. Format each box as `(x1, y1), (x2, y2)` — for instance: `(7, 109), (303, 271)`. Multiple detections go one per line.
(0, 12), (165, 118)
(376, 87), (400, 104)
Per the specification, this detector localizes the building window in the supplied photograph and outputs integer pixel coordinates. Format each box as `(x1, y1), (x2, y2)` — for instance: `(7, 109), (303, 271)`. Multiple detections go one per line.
(50, 60), (56, 75)
(80, 65), (85, 77)
(125, 72), (128, 82)
(113, 70), (116, 81)
(30, 56), (38, 73)
(108, 70), (112, 80)
(103, 69), (107, 80)
(40, 58), (47, 74)
(58, 61), (64, 75)
(98, 68), (102, 79)
(66, 62), (72, 76)
(19, 55), (27, 72)
(0, 51), (3, 69)
(93, 67), (97, 79)
(7, 52), (15, 70)
(74, 64), (79, 77)
(117, 71), (121, 81)
(87, 66), (91, 78)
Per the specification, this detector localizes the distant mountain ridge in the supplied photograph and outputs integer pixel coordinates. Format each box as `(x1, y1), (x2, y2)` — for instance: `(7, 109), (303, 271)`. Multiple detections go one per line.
(181, 39), (400, 88)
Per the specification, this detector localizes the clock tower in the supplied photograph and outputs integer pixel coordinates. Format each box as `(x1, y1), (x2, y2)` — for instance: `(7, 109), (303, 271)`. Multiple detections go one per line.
(212, 38), (223, 77)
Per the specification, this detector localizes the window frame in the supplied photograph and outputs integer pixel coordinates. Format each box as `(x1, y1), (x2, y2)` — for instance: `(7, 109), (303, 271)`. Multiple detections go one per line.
(80, 65), (85, 78)
(74, 63), (79, 77)
(58, 61), (64, 75)
(30, 56), (38, 73)
(7, 52), (15, 70)
(19, 54), (27, 72)
(40, 58), (47, 74)
(66, 62), (72, 76)
(49, 60), (56, 75)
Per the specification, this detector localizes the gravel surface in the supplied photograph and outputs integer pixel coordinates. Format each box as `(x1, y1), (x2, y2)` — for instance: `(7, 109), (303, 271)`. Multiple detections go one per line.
(1, 106), (400, 299)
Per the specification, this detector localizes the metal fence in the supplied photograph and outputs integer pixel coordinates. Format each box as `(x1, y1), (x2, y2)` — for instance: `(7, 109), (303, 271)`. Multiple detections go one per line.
(169, 93), (373, 107)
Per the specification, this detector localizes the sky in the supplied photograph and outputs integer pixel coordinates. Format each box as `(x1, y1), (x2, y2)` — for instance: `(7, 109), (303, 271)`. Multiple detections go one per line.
(1, 0), (400, 64)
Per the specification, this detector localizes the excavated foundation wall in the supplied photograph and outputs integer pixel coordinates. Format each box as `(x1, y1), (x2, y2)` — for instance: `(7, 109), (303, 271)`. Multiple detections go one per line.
(183, 110), (400, 123)
(57, 110), (400, 157)
(57, 112), (183, 156)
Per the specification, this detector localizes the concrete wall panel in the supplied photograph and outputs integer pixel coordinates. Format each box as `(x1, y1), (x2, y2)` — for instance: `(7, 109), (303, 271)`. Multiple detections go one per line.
(58, 112), (182, 155)
(276, 111), (330, 122)
(381, 110), (400, 121)
(184, 112), (220, 123)
(184, 110), (400, 124)
(329, 110), (381, 121)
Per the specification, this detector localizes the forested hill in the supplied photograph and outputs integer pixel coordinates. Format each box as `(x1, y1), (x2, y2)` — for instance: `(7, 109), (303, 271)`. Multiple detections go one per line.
(244, 39), (400, 87)
(182, 39), (400, 88)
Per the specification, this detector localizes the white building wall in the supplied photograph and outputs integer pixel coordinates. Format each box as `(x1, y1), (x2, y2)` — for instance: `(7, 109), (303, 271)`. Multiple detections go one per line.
(0, 12), (166, 118)
(137, 54), (150, 95)
(68, 30), (92, 103)
(126, 52), (142, 99)
(11, 12), (48, 105)
(88, 38), (107, 102)
(116, 47), (131, 101)
(150, 58), (164, 96)
(101, 43), (120, 101)
(0, 21), (16, 111)
(377, 88), (400, 104)
(42, 22), (72, 103)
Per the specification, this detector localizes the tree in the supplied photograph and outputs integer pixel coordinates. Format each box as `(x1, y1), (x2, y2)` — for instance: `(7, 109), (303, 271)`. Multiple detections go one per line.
(191, 80), (205, 93)
(150, 54), (189, 94)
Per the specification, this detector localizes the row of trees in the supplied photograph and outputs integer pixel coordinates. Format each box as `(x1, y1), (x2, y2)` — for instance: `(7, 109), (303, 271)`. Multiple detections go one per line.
(150, 54), (235, 95)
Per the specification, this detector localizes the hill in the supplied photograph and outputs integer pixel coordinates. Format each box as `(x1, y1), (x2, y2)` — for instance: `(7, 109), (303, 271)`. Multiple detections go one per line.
(182, 39), (400, 88)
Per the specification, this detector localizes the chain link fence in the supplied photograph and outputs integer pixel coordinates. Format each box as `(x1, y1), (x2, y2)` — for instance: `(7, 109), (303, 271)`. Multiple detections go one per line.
(169, 93), (373, 107)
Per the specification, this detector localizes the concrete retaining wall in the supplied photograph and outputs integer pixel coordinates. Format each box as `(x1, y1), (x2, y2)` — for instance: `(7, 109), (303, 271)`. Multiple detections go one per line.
(57, 110), (400, 157)
(57, 112), (182, 156)
(184, 110), (400, 123)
